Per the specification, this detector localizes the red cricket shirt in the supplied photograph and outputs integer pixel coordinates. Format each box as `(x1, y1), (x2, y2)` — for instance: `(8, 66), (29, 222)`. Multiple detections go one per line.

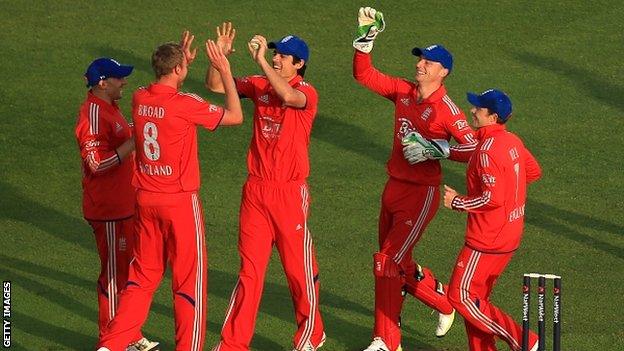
(132, 84), (224, 193)
(451, 124), (542, 253)
(235, 75), (317, 182)
(353, 51), (477, 185)
(75, 92), (135, 220)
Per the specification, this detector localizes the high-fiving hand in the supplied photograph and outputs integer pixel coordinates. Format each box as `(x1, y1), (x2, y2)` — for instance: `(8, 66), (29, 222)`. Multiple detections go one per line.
(180, 30), (197, 65)
(205, 40), (230, 73)
(216, 22), (236, 56)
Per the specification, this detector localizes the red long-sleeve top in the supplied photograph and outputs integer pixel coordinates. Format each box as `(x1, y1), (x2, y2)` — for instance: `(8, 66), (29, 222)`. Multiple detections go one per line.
(353, 51), (477, 185)
(452, 124), (542, 253)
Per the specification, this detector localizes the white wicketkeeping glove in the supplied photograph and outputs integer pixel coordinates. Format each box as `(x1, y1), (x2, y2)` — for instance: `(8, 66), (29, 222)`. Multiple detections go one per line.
(401, 132), (450, 164)
(353, 7), (385, 53)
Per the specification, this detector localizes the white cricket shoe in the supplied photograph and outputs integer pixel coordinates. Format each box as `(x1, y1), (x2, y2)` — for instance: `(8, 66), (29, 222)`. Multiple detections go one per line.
(435, 309), (455, 337)
(127, 337), (159, 351)
(292, 332), (326, 351)
(363, 337), (402, 351)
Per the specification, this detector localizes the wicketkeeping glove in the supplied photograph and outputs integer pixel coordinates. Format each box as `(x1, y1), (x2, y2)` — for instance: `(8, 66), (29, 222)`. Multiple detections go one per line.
(352, 7), (385, 54)
(401, 132), (450, 164)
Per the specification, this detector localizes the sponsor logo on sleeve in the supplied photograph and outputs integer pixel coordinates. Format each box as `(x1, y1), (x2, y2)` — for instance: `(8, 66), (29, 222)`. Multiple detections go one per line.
(453, 119), (469, 130)
(482, 174), (496, 186)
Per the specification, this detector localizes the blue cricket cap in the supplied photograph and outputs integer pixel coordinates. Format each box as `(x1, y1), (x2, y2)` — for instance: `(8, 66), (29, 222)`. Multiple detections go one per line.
(84, 57), (134, 88)
(268, 35), (309, 62)
(467, 89), (513, 122)
(411, 44), (453, 72)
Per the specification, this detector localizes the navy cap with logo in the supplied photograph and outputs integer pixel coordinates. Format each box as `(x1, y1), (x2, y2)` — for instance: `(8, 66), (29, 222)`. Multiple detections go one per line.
(467, 89), (513, 122)
(411, 44), (453, 72)
(84, 58), (134, 88)
(268, 35), (309, 62)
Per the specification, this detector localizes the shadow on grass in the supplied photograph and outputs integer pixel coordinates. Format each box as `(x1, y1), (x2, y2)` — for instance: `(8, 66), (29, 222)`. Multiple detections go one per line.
(12, 310), (95, 349)
(0, 181), (92, 252)
(209, 268), (373, 347)
(0, 253), (175, 315)
(511, 50), (624, 112)
(207, 320), (284, 350)
(313, 113), (390, 165)
(0, 267), (97, 325)
(209, 268), (439, 350)
(526, 199), (624, 259)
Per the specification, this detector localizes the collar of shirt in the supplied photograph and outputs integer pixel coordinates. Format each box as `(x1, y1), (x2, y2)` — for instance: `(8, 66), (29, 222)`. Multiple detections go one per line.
(477, 123), (507, 139)
(87, 91), (119, 113)
(288, 75), (303, 86)
(263, 75), (304, 97)
(148, 83), (178, 94)
(414, 84), (447, 104)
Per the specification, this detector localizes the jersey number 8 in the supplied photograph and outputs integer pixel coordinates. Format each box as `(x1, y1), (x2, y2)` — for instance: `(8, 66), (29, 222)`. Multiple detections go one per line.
(143, 122), (161, 161)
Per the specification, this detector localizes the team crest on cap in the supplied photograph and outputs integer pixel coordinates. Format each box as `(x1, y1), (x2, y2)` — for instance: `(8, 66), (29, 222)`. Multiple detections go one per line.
(281, 35), (294, 43)
(426, 45), (438, 50)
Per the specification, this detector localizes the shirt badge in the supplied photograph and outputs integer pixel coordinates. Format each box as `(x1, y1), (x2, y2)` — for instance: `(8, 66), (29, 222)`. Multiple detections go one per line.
(421, 106), (433, 120)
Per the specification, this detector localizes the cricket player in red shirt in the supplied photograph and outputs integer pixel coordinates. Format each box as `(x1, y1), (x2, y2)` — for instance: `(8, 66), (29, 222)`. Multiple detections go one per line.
(205, 23), (325, 351)
(76, 57), (158, 351)
(352, 7), (478, 351)
(96, 32), (243, 351)
(443, 89), (542, 351)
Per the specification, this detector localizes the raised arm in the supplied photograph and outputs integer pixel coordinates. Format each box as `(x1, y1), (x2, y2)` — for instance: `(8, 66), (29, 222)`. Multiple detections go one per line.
(205, 40), (243, 125)
(205, 22), (236, 94)
(351, 7), (400, 100)
(249, 35), (307, 108)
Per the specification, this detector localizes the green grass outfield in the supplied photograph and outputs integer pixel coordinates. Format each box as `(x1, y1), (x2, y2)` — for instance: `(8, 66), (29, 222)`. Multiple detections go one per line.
(1, 1), (623, 350)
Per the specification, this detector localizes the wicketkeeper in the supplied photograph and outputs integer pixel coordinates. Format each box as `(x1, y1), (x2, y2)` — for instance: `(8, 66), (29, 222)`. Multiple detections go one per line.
(352, 7), (478, 351)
